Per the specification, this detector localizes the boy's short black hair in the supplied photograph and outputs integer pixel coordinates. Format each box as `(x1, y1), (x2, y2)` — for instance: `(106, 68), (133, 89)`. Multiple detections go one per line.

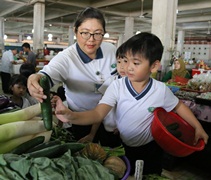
(22, 42), (31, 49)
(124, 32), (164, 65)
(116, 42), (126, 59)
(9, 74), (27, 94)
(19, 63), (36, 78)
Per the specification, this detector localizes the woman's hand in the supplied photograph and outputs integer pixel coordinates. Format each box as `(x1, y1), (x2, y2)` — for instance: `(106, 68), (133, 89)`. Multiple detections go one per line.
(77, 134), (94, 143)
(27, 74), (46, 102)
(51, 95), (72, 123)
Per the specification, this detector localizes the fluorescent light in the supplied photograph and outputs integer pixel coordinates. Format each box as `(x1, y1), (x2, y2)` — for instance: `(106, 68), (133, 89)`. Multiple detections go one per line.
(27, 36), (31, 40)
(136, 31), (141, 34)
(4, 34), (7, 39)
(48, 37), (52, 41)
(48, 34), (53, 38)
(104, 33), (110, 38)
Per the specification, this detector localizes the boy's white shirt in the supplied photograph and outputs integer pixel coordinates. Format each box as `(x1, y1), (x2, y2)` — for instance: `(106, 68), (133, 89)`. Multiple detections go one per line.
(98, 75), (120, 132)
(99, 77), (179, 147)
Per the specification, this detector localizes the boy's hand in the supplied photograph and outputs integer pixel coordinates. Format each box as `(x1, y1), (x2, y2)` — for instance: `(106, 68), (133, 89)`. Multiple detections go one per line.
(51, 95), (72, 123)
(194, 127), (209, 145)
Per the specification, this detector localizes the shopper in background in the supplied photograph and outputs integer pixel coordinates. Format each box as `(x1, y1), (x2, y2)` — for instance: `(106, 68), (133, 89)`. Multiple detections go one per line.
(21, 42), (36, 67)
(52, 32), (209, 176)
(162, 58), (191, 83)
(19, 63), (38, 105)
(0, 48), (18, 93)
(27, 7), (117, 143)
(9, 74), (30, 108)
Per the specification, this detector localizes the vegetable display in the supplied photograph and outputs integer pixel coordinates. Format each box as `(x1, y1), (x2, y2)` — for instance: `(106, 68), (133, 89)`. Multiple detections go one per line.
(104, 156), (127, 178)
(39, 76), (53, 130)
(0, 105), (51, 154)
(0, 104), (128, 179)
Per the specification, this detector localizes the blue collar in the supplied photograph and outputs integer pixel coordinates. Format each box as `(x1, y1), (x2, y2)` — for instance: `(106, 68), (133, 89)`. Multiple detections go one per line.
(76, 43), (103, 63)
(125, 77), (153, 100)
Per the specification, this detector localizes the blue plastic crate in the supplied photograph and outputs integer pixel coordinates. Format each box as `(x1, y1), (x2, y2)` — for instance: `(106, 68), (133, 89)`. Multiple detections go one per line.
(167, 85), (180, 93)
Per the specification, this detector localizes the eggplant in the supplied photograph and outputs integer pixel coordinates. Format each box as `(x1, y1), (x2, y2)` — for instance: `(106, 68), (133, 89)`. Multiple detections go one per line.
(0, 106), (21, 114)
(0, 95), (10, 109)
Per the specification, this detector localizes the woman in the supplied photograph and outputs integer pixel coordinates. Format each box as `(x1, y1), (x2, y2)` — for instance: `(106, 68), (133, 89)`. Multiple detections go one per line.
(27, 7), (117, 143)
(162, 58), (191, 83)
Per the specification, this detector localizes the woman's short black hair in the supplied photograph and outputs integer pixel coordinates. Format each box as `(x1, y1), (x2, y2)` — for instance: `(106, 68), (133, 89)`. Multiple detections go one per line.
(9, 74), (27, 94)
(74, 7), (106, 33)
(124, 32), (164, 65)
(19, 63), (36, 78)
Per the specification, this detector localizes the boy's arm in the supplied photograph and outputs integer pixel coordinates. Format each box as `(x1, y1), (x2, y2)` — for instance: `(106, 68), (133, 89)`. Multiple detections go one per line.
(174, 101), (209, 144)
(53, 96), (112, 125)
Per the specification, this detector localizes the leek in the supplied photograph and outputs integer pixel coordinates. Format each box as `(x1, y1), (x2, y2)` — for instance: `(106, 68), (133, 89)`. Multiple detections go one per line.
(0, 103), (41, 124)
(0, 131), (52, 154)
(0, 120), (46, 142)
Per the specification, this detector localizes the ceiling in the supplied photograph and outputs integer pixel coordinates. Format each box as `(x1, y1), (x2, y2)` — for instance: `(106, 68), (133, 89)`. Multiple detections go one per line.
(1, 0), (211, 43)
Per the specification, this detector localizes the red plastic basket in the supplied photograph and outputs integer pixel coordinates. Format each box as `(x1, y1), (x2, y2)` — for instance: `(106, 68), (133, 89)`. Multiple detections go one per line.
(151, 108), (205, 157)
(175, 76), (189, 84)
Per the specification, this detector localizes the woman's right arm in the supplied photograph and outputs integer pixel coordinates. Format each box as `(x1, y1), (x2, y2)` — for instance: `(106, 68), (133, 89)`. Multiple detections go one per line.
(27, 73), (46, 102)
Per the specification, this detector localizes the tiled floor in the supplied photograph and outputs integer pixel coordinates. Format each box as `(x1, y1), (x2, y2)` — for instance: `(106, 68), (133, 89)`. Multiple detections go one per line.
(0, 75), (210, 180)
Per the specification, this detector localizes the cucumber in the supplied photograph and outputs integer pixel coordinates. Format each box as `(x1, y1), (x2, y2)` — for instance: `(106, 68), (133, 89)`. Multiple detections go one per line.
(10, 136), (45, 155)
(39, 76), (53, 130)
(166, 122), (179, 130)
(27, 142), (85, 158)
(26, 139), (61, 153)
(168, 129), (182, 138)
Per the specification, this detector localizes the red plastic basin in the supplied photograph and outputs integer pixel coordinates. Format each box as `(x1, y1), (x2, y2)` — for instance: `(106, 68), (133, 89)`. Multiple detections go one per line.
(151, 108), (205, 157)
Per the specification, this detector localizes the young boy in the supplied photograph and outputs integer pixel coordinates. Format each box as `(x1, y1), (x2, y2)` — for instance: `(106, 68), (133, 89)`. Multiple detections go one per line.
(52, 32), (208, 175)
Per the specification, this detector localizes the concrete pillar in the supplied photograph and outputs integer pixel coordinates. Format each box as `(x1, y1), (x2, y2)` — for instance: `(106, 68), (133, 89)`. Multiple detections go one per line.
(117, 34), (124, 48)
(151, 0), (178, 72)
(176, 30), (185, 56)
(68, 25), (74, 46)
(0, 17), (5, 51)
(124, 17), (134, 42)
(18, 34), (23, 43)
(56, 37), (60, 44)
(32, 0), (45, 53)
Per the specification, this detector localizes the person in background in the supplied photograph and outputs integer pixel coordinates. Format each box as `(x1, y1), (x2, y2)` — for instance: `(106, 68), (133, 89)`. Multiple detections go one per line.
(162, 58), (191, 83)
(19, 63), (38, 105)
(0, 48), (18, 94)
(27, 7), (117, 144)
(52, 32), (209, 176)
(21, 42), (36, 67)
(9, 74), (30, 108)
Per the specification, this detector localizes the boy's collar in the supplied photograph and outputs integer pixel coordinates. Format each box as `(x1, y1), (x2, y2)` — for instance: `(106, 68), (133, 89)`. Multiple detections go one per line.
(76, 43), (103, 63)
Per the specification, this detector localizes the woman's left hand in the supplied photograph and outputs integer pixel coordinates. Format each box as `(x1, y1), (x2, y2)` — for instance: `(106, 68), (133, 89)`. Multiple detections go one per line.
(78, 134), (94, 143)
